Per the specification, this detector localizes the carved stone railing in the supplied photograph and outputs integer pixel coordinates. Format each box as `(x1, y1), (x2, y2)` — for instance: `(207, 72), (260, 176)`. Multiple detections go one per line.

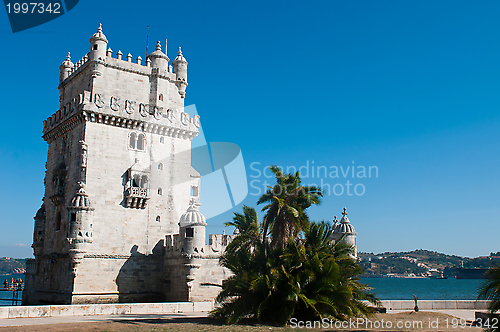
(125, 187), (149, 209)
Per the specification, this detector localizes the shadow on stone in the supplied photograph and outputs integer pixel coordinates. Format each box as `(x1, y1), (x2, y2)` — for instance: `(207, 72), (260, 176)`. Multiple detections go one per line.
(115, 242), (165, 303)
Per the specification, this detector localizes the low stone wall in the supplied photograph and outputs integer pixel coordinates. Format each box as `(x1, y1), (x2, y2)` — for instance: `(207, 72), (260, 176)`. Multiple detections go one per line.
(0, 300), (491, 319)
(381, 300), (489, 310)
(0, 301), (214, 319)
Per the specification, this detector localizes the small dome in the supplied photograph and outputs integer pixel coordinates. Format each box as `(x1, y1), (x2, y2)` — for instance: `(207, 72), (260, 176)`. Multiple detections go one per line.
(148, 41), (169, 61)
(90, 23), (108, 43)
(69, 183), (91, 209)
(61, 52), (73, 68)
(179, 199), (206, 226)
(333, 207), (356, 234)
(173, 47), (188, 64)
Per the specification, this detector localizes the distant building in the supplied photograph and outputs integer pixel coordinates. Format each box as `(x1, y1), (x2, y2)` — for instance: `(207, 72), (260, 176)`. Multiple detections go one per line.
(23, 25), (233, 305)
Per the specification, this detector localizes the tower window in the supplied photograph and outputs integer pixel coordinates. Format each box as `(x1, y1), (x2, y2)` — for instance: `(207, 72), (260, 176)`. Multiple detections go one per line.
(185, 227), (194, 238)
(93, 44), (98, 50)
(160, 137), (164, 144)
(159, 93), (163, 101)
(158, 163), (163, 170)
(191, 186), (199, 197)
(137, 133), (146, 150)
(129, 132), (137, 149)
(156, 216), (161, 222)
(140, 175), (148, 189)
(70, 213), (76, 222)
(158, 188), (162, 195)
(55, 211), (61, 231)
(128, 132), (146, 151)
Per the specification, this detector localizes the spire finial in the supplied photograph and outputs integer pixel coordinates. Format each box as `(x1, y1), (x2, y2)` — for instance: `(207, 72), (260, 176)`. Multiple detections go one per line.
(98, 23), (102, 32)
(178, 46), (182, 55)
(66, 52), (71, 61)
(156, 40), (161, 51)
(342, 207), (348, 217)
(333, 215), (338, 223)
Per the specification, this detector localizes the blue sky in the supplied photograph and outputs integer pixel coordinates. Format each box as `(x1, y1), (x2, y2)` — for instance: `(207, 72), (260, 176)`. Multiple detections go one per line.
(1, 0), (499, 258)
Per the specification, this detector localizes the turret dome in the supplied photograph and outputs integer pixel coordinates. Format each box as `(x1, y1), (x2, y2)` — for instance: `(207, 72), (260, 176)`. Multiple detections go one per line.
(333, 207), (356, 234)
(90, 23), (108, 43)
(69, 182), (92, 209)
(148, 41), (169, 61)
(172, 47), (188, 65)
(179, 199), (206, 226)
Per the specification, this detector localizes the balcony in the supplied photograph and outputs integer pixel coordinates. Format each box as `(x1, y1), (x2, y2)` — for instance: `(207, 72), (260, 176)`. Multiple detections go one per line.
(125, 187), (149, 209)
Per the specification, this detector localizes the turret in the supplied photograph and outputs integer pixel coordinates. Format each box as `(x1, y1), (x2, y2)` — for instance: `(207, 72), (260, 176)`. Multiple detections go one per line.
(89, 23), (108, 61)
(172, 47), (188, 98)
(179, 199), (206, 255)
(331, 207), (357, 259)
(67, 182), (94, 255)
(59, 52), (73, 83)
(147, 41), (169, 72)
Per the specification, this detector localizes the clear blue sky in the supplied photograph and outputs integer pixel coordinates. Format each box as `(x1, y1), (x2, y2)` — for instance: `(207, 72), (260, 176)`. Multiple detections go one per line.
(0, 0), (499, 258)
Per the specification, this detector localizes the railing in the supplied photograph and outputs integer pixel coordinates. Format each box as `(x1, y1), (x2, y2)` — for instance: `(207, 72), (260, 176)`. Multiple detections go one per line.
(0, 279), (24, 305)
(128, 187), (148, 197)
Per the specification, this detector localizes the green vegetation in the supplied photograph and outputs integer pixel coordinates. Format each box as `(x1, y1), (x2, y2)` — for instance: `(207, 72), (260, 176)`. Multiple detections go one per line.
(359, 250), (500, 277)
(478, 265), (500, 331)
(210, 166), (379, 325)
(0, 258), (27, 275)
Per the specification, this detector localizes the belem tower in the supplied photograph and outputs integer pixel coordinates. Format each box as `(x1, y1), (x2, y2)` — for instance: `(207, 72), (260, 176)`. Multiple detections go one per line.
(23, 24), (236, 305)
(23, 24), (357, 305)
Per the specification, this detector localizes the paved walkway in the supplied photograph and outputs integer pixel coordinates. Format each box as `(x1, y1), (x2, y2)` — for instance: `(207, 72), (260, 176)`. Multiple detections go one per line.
(387, 309), (484, 321)
(0, 310), (485, 327)
(0, 311), (208, 327)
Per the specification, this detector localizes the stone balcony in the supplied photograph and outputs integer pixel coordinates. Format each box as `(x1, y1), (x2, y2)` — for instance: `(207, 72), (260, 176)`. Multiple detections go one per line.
(125, 187), (149, 209)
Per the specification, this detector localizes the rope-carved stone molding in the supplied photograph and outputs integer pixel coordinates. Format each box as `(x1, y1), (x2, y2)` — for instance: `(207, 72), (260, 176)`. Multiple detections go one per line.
(83, 254), (131, 259)
(43, 109), (198, 143)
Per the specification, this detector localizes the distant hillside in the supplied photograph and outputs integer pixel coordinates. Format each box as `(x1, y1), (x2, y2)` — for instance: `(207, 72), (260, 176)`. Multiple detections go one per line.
(0, 258), (27, 275)
(359, 249), (500, 277)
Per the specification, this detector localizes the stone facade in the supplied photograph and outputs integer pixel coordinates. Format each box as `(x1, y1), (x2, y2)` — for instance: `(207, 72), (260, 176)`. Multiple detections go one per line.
(23, 25), (232, 305)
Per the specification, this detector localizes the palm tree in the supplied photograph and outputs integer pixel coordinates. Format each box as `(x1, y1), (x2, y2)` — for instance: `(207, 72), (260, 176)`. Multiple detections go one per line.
(211, 220), (379, 325)
(478, 266), (500, 331)
(257, 165), (323, 250)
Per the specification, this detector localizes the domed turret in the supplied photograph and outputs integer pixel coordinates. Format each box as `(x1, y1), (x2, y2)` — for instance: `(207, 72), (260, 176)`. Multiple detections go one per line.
(147, 41), (169, 72)
(67, 182), (94, 246)
(331, 207), (357, 258)
(59, 52), (73, 83)
(179, 199), (206, 255)
(172, 47), (188, 98)
(89, 23), (108, 61)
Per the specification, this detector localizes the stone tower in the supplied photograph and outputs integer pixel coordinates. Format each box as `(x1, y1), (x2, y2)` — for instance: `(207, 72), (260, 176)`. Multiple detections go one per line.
(331, 207), (357, 259)
(23, 24), (217, 304)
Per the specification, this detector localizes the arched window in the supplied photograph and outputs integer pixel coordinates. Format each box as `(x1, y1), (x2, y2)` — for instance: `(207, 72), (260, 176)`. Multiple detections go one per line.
(158, 188), (162, 195)
(140, 175), (148, 189)
(159, 93), (163, 101)
(129, 132), (137, 149)
(156, 216), (161, 222)
(133, 174), (141, 187)
(160, 137), (164, 144)
(158, 163), (163, 170)
(137, 133), (146, 150)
